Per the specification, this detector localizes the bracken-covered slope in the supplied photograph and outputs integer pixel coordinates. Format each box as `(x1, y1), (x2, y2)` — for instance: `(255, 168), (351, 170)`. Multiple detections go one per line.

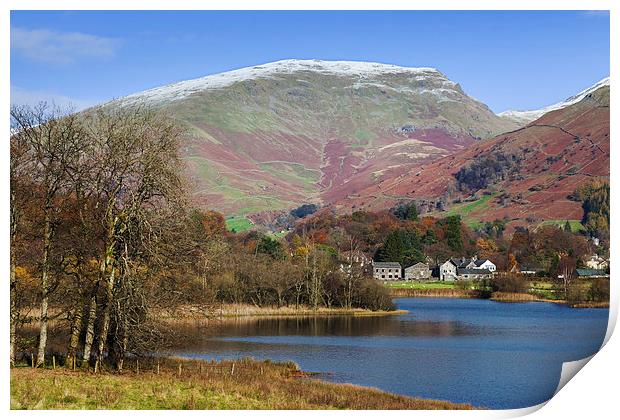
(109, 59), (518, 215)
(334, 84), (610, 229)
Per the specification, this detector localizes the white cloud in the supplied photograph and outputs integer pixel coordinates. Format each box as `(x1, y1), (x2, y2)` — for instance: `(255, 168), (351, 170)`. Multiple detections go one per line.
(11, 27), (120, 65)
(11, 85), (98, 111)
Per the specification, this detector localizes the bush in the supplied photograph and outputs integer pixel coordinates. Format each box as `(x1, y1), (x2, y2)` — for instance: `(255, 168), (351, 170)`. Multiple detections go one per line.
(587, 278), (610, 302)
(454, 280), (472, 290)
(490, 274), (529, 293)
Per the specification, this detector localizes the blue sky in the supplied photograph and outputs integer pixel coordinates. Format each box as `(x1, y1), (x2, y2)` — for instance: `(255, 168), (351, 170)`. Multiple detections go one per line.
(10, 10), (609, 113)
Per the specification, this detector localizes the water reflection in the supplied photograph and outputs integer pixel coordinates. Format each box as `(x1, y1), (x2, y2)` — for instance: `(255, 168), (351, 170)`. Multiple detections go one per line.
(170, 298), (609, 409)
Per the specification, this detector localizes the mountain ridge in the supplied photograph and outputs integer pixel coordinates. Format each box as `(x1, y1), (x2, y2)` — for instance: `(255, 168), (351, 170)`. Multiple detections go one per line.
(498, 77), (610, 125)
(104, 59), (518, 215)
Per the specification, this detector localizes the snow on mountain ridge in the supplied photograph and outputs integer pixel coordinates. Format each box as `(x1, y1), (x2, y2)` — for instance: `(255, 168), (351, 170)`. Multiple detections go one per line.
(115, 59), (446, 105)
(499, 77), (610, 125)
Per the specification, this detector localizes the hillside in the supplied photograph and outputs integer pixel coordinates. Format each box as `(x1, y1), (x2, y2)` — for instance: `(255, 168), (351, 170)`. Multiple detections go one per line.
(109, 59), (518, 215)
(333, 84), (610, 230)
(498, 77), (610, 125)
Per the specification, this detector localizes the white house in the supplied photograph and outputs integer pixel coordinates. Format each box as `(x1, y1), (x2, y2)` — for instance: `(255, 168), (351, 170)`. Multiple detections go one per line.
(438, 257), (496, 281)
(585, 254), (609, 270)
(473, 259), (496, 272)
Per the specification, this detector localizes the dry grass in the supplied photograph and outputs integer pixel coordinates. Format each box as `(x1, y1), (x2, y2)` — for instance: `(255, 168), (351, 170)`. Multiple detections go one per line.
(11, 358), (474, 410)
(389, 289), (478, 298)
(159, 304), (407, 319)
(490, 292), (536, 302)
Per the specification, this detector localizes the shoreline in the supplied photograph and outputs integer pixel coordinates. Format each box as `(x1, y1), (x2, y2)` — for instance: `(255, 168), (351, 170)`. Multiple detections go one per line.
(388, 289), (609, 308)
(10, 358), (473, 410)
(156, 304), (408, 320)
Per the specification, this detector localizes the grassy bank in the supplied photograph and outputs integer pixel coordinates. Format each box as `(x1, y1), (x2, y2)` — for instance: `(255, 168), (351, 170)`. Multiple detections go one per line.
(388, 288), (608, 308)
(388, 288), (478, 298)
(160, 304), (408, 319)
(10, 358), (473, 410)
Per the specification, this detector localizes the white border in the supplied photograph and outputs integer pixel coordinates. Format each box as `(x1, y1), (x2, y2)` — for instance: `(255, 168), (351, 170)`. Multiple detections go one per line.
(2, 2), (617, 419)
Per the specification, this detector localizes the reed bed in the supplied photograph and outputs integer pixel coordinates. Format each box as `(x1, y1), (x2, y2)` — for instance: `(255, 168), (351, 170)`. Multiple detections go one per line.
(10, 358), (473, 410)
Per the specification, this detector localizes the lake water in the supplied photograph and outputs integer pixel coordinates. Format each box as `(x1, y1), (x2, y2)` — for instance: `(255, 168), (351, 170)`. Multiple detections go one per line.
(173, 298), (609, 409)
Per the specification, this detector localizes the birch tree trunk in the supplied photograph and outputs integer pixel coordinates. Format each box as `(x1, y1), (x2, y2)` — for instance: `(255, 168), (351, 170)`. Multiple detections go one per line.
(66, 306), (83, 369)
(10, 210), (17, 366)
(96, 261), (117, 365)
(10, 257), (16, 366)
(81, 287), (98, 365)
(36, 210), (53, 367)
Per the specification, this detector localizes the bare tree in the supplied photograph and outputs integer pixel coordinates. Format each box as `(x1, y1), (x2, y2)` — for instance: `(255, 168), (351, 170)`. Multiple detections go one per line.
(11, 104), (86, 367)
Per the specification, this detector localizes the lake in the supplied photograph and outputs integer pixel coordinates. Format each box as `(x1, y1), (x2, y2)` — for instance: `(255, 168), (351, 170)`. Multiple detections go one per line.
(172, 298), (609, 409)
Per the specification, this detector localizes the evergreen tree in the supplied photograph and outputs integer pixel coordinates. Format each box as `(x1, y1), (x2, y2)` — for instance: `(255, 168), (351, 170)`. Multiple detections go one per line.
(442, 215), (464, 253)
(392, 201), (418, 221)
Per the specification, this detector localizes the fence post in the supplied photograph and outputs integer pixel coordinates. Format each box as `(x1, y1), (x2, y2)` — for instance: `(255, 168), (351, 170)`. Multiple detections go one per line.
(231, 363), (235, 376)
(52, 355), (56, 370)
(31, 353), (34, 369)
(157, 360), (160, 375)
(178, 363), (182, 376)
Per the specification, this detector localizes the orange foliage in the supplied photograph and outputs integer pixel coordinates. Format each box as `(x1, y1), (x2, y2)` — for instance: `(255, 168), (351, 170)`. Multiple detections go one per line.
(202, 211), (226, 238)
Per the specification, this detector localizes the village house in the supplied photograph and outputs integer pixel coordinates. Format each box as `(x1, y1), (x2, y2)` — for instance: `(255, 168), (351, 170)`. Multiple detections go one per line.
(439, 259), (459, 281)
(585, 254), (609, 270)
(372, 261), (402, 280)
(404, 262), (432, 280)
(439, 257), (496, 281)
(457, 267), (494, 280)
(339, 250), (371, 275)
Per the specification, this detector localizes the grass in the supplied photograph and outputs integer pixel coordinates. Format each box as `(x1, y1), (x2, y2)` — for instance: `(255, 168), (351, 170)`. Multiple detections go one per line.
(225, 216), (254, 233)
(389, 288), (479, 298)
(384, 281), (456, 290)
(539, 219), (585, 233)
(160, 303), (408, 319)
(10, 358), (473, 410)
(443, 194), (498, 227)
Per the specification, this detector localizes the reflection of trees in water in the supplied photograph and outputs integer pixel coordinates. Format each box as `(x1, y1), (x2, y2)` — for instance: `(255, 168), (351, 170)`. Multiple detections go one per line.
(173, 316), (476, 351)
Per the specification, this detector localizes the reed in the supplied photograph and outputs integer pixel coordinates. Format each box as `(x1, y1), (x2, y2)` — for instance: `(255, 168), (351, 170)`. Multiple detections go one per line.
(10, 358), (474, 410)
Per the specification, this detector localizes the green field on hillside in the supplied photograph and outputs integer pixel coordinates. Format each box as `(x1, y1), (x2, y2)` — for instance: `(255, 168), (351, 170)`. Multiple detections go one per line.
(225, 216), (254, 232)
(539, 219), (585, 233)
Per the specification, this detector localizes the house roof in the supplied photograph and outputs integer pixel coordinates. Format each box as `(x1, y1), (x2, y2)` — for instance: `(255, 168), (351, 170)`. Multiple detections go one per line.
(474, 259), (492, 266)
(405, 262), (429, 270)
(458, 268), (492, 275)
(576, 268), (608, 277)
(519, 265), (541, 272)
(372, 261), (401, 269)
(447, 258), (468, 268)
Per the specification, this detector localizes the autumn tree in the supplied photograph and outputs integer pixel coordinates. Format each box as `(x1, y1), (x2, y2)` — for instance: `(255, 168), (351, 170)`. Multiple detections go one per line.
(11, 104), (87, 367)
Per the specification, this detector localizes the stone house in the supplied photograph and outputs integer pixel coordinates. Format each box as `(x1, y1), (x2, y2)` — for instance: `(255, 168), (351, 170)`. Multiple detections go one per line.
(439, 259), (459, 281)
(439, 257), (496, 280)
(372, 261), (402, 280)
(457, 267), (494, 280)
(404, 262), (432, 280)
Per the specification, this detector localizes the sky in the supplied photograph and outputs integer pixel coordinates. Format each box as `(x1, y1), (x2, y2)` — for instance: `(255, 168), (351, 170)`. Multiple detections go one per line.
(10, 10), (610, 113)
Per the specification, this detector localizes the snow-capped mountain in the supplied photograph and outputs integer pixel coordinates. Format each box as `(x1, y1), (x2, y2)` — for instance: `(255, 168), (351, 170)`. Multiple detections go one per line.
(105, 59), (519, 215)
(498, 77), (610, 125)
(117, 59), (450, 105)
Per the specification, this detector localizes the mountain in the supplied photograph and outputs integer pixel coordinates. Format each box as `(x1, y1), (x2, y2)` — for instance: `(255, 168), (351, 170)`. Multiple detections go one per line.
(498, 77), (610, 125)
(109, 59), (518, 215)
(334, 82), (610, 230)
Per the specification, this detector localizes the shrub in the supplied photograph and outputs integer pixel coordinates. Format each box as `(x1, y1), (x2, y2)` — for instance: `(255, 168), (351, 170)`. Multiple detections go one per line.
(587, 278), (610, 302)
(490, 273), (529, 293)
